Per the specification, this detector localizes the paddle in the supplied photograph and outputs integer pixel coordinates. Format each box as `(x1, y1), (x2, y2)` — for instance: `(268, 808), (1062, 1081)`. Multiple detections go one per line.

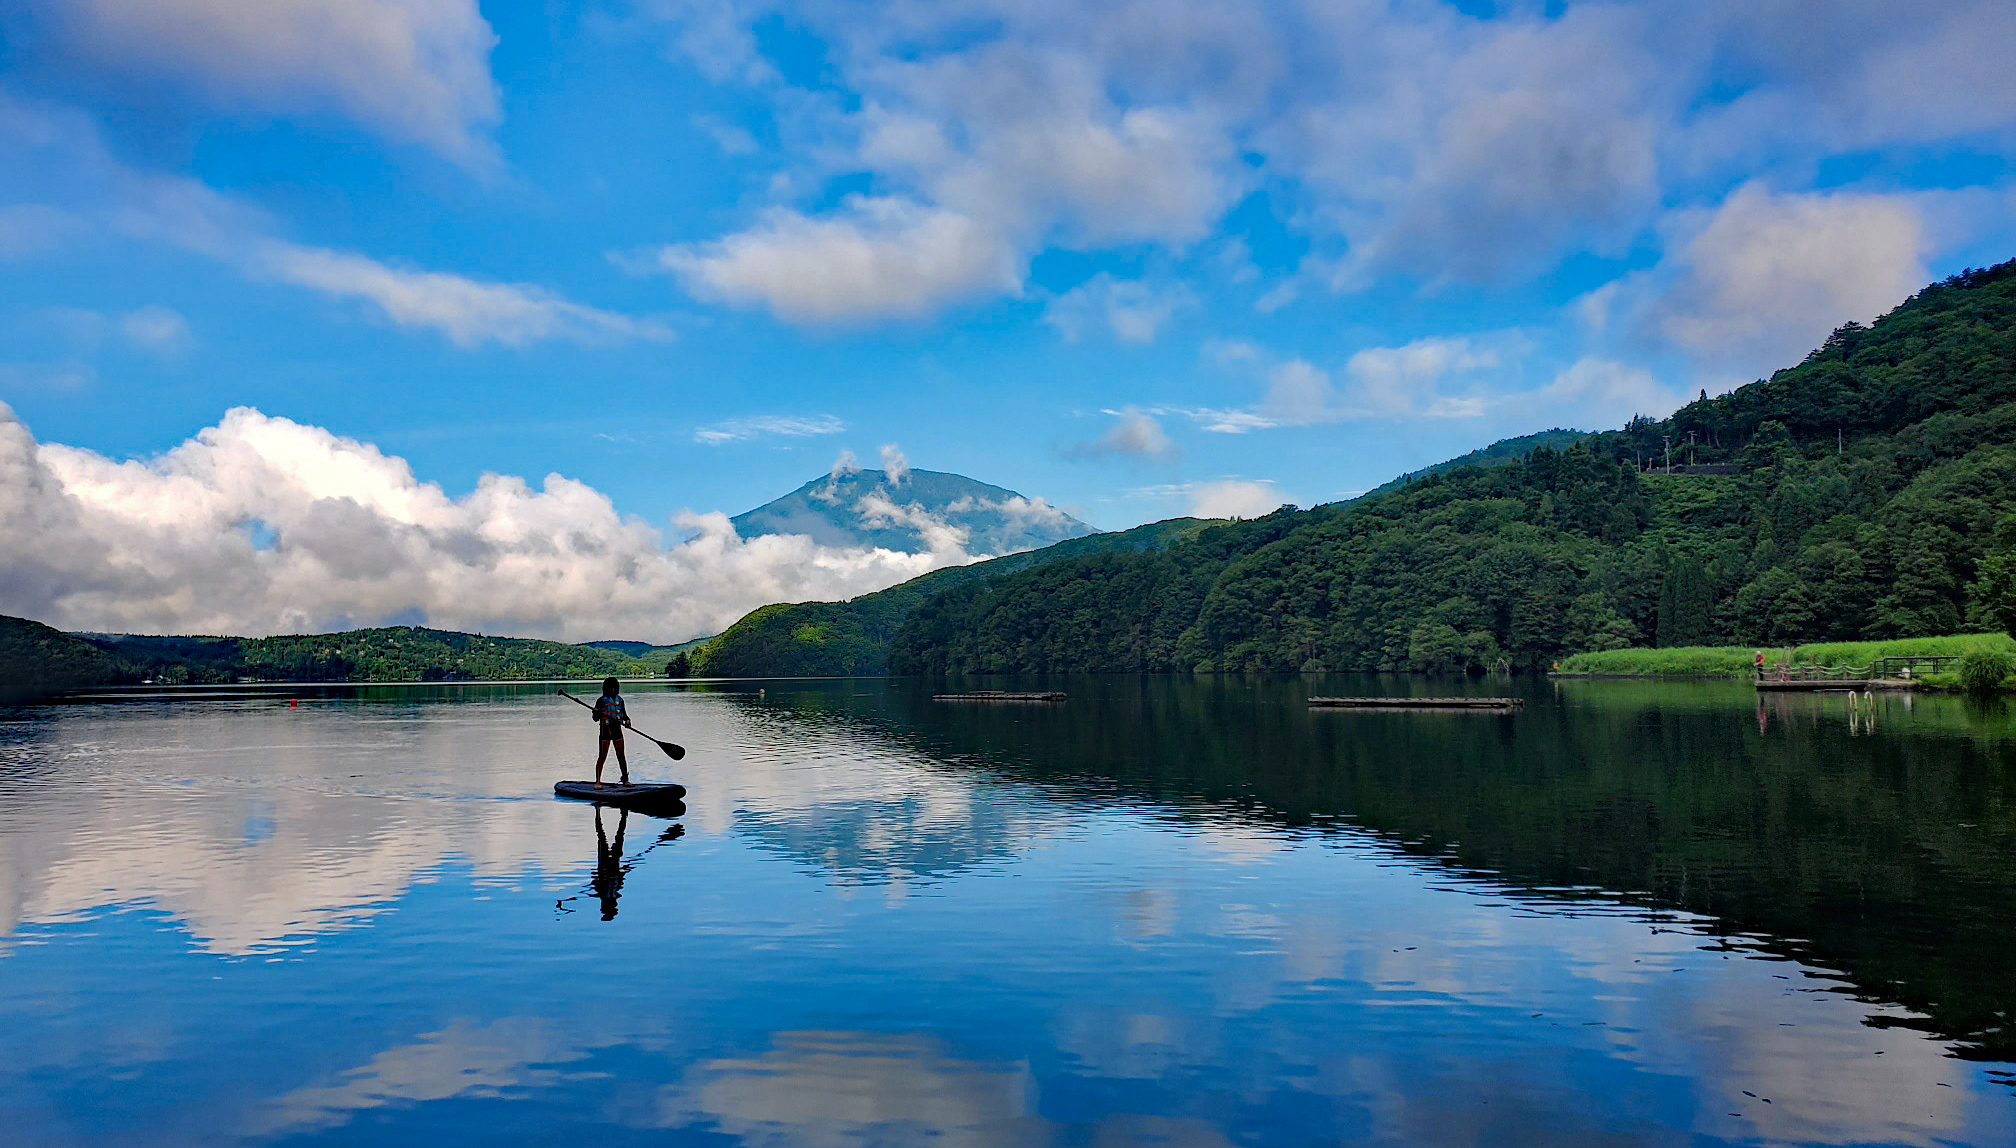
(558, 689), (686, 760)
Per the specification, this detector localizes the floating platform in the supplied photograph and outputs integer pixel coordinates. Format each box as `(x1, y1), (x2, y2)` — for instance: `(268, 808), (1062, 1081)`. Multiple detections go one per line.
(1308, 696), (1523, 710)
(932, 691), (1067, 703)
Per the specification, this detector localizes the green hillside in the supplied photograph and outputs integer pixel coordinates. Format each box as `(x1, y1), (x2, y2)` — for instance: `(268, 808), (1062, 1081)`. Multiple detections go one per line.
(86, 627), (658, 683)
(887, 259), (2016, 674)
(1362, 427), (1587, 497)
(0, 615), (128, 704)
(691, 517), (1216, 676)
(0, 621), (666, 700)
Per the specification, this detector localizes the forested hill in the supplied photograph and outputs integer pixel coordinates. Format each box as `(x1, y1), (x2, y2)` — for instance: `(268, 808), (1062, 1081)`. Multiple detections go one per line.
(690, 518), (1216, 676)
(1362, 427), (1587, 497)
(0, 616), (128, 704)
(889, 259), (2016, 674)
(1, 622), (663, 697)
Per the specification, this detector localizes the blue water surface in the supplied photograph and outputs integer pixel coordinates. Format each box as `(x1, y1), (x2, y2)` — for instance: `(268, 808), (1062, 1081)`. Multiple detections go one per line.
(1, 678), (2012, 1147)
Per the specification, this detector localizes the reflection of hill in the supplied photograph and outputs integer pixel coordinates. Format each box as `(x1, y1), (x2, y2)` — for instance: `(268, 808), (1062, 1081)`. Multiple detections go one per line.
(764, 677), (2016, 1063)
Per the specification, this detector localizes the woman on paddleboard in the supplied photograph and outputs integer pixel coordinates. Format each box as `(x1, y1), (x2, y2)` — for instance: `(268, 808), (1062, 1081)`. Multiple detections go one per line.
(591, 677), (633, 786)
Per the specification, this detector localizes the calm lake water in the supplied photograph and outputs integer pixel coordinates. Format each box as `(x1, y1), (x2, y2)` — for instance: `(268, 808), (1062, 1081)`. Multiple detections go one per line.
(3, 676), (2014, 1147)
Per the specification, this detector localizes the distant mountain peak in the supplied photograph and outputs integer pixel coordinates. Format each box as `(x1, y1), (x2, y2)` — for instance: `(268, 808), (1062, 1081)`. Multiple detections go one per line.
(731, 467), (1095, 555)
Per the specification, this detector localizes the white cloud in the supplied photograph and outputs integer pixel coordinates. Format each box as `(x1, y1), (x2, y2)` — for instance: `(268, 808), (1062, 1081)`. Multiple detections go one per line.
(0, 99), (663, 348)
(1180, 338), (1513, 434)
(1629, 183), (1931, 381)
(660, 198), (1021, 324)
(640, 0), (2013, 324)
(1341, 338), (1505, 418)
(0, 404), (985, 642)
(1065, 408), (1175, 461)
(878, 443), (910, 485)
(258, 244), (671, 347)
(26, 0), (500, 166)
(118, 305), (192, 354)
(1189, 479), (1286, 520)
(691, 113), (760, 156)
(650, 18), (1245, 323)
(1529, 357), (1684, 428)
(1044, 275), (1191, 344)
(25, 0), (501, 166)
(693, 414), (845, 446)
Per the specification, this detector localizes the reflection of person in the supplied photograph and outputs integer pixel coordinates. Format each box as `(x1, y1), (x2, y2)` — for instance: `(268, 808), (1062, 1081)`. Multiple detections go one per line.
(592, 806), (628, 921)
(591, 677), (632, 786)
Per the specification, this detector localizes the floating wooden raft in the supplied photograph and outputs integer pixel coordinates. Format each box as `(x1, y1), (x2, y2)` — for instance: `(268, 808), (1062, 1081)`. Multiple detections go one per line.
(932, 690), (1066, 702)
(1308, 696), (1522, 710)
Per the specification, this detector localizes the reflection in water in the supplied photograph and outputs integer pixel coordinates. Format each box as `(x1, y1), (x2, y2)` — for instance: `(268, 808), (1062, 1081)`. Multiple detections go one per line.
(781, 676), (2016, 1067)
(3, 680), (2016, 1146)
(656, 1031), (1037, 1147)
(556, 806), (687, 921)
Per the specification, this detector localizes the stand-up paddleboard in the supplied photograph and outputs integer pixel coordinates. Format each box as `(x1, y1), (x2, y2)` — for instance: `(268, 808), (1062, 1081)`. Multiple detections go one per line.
(554, 780), (687, 808)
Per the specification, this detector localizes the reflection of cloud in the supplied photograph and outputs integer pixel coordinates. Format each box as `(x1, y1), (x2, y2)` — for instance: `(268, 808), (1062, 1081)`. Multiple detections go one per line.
(654, 1031), (1036, 1146)
(0, 699), (629, 954)
(722, 708), (1069, 886)
(248, 1017), (586, 1136)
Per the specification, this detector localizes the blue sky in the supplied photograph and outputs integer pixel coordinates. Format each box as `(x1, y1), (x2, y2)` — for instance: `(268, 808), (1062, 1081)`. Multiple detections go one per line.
(2, 0), (2014, 640)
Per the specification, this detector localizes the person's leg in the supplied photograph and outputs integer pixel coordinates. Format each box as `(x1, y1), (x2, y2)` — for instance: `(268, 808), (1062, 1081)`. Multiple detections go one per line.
(614, 738), (630, 785)
(595, 737), (610, 784)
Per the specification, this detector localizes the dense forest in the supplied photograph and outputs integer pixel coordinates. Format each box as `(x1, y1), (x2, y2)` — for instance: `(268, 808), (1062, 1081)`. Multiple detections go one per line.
(0, 616), (129, 704)
(691, 518), (1212, 676)
(875, 259), (2016, 674)
(0, 620), (663, 697)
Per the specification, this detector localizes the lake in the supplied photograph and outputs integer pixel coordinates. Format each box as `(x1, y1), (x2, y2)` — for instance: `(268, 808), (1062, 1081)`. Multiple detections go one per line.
(2, 676), (2014, 1146)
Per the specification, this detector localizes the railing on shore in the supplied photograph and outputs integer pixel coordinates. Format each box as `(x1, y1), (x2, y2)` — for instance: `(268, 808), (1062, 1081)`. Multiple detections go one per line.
(1751, 654), (1960, 685)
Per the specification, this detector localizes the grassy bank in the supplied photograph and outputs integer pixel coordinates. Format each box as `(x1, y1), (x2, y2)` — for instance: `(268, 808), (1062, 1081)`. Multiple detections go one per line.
(1557, 633), (2016, 677)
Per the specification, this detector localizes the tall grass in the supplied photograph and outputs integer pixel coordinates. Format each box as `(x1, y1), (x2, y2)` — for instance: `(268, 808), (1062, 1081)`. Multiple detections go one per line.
(1556, 647), (1760, 676)
(1556, 633), (2016, 677)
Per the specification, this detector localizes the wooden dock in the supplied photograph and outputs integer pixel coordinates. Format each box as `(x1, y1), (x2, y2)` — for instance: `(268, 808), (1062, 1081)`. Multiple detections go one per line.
(1308, 696), (1523, 710)
(932, 691), (1067, 703)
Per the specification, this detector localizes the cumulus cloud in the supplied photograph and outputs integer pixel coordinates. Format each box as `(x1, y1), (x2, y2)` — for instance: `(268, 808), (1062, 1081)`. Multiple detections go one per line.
(1189, 479), (1286, 520)
(641, 0), (2013, 329)
(1625, 183), (1931, 381)
(1065, 408), (1175, 461)
(1528, 357), (1684, 428)
(0, 404), (986, 642)
(660, 198), (1022, 324)
(22, 0), (502, 166)
(693, 414), (845, 446)
(1043, 275), (1192, 344)
(650, 19), (1244, 322)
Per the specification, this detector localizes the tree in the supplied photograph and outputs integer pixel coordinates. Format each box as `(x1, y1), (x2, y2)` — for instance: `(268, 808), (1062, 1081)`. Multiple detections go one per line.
(665, 651), (691, 678)
(1973, 514), (2016, 640)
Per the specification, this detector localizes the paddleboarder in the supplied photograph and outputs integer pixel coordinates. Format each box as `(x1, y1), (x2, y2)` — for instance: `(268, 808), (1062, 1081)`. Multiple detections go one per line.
(591, 677), (633, 786)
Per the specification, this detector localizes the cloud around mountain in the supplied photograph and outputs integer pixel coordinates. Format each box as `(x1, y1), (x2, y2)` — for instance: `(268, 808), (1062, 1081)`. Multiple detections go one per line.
(0, 405), (1074, 643)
